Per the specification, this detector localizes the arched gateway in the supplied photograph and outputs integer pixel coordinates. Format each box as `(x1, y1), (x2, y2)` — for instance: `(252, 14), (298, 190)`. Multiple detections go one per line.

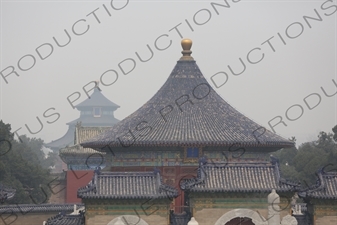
(214, 209), (268, 225)
(107, 215), (149, 225)
(225, 218), (254, 225)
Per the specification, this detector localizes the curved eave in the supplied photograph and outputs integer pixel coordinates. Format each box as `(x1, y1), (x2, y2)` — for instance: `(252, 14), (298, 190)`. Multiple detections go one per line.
(82, 140), (294, 150)
(59, 147), (106, 156)
(45, 126), (75, 150)
(77, 185), (178, 199)
(78, 194), (177, 200)
(298, 191), (337, 200)
(0, 204), (84, 214)
(188, 187), (296, 193)
(305, 195), (337, 200)
(66, 117), (120, 126)
(298, 171), (337, 200)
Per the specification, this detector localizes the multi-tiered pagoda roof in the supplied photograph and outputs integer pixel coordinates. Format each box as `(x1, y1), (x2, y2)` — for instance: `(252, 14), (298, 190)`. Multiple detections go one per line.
(82, 39), (293, 151)
(46, 85), (120, 151)
(66, 87), (120, 127)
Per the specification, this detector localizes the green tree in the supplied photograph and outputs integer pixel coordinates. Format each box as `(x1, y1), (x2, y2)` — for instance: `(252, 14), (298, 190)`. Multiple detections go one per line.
(14, 135), (57, 170)
(274, 128), (337, 188)
(316, 131), (335, 151)
(333, 125), (337, 142)
(0, 120), (52, 204)
(41, 151), (59, 169)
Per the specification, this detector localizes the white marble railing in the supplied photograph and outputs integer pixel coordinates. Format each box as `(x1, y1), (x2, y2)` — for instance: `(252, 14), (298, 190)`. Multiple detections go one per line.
(292, 203), (307, 215)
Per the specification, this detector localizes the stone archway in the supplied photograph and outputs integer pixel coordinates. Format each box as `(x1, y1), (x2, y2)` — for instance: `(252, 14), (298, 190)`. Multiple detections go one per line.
(214, 209), (268, 225)
(107, 215), (149, 225)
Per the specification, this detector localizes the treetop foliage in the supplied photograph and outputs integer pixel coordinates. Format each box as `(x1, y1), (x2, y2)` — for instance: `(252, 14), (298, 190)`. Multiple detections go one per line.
(0, 120), (57, 204)
(274, 125), (337, 188)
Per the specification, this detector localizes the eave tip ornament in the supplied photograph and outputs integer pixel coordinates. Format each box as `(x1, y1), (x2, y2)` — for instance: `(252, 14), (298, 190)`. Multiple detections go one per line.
(180, 38), (194, 61)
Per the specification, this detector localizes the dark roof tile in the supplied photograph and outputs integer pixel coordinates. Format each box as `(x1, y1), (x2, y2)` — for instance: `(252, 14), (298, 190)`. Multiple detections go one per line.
(0, 204), (84, 214)
(78, 168), (178, 199)
(181, 157), (299, 193)
(45, 212), (85, 225)
(82, 41), (294, 150)
(299, 170), (337, 199)
(59, 126), (108, 161)
(75, 88), (120, 109)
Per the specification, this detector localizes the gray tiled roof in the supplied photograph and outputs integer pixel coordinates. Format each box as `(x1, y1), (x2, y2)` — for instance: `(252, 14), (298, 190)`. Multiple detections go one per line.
(299, 169), (337, 199)
(180, 157), (299, 193)
(78, 168), (178, 199)
(82, 43), (294, 150)
(75, 87), (120, 109)
(0, 203), (84, 214)
(45, 126), (75, 151)
(46, 87), (120, 150)
(75, 126), (112, 144)
(59, 126), (108, 162)
(45, 212), (85, 225)
(66, 116), (120, 126)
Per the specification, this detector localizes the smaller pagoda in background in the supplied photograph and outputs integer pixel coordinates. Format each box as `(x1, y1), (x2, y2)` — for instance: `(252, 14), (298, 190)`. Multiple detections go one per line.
(45, 82), (120, 152)
(59, 124), (112, 203)
(44, 83), (121, 203)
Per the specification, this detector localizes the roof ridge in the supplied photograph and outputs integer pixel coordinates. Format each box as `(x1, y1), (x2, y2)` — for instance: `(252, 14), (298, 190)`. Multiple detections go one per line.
(181, 157), (300, 192)
(0, 203), (84, 213)
(77, 169), (178, 199)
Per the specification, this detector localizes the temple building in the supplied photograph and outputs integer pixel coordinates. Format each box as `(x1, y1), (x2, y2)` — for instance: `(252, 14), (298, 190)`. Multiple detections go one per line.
(77, 167), (178, 225)
(59, 125), (110, 203)
(180, 157), (300, 225)
(0, 203), (84, 225)
(77, 39), (306, 225)
(19, 39), (334, 225)
(45, 85), (120, 152)
(60, 125), (110, 171)
(43, 85), (120, 204)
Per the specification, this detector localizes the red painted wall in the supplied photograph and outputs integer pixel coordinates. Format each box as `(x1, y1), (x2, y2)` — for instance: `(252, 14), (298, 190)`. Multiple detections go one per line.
(66, 170), (94, 203)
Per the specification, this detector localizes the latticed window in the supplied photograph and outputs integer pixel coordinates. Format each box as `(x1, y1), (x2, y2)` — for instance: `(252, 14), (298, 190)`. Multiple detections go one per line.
(93, 107), (101, 117)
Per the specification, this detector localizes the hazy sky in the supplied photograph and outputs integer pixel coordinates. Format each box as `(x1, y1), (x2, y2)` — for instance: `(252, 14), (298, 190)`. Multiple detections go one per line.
(1, 0), (336, 147)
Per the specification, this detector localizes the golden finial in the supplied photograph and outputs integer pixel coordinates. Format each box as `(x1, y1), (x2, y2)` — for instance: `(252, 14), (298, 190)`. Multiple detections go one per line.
(180, 38), (194, 61)
(182, 39), (192, 51)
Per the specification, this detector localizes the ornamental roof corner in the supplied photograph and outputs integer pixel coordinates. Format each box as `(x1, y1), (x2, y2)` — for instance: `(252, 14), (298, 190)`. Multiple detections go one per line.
(299, 167), (337, 200)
